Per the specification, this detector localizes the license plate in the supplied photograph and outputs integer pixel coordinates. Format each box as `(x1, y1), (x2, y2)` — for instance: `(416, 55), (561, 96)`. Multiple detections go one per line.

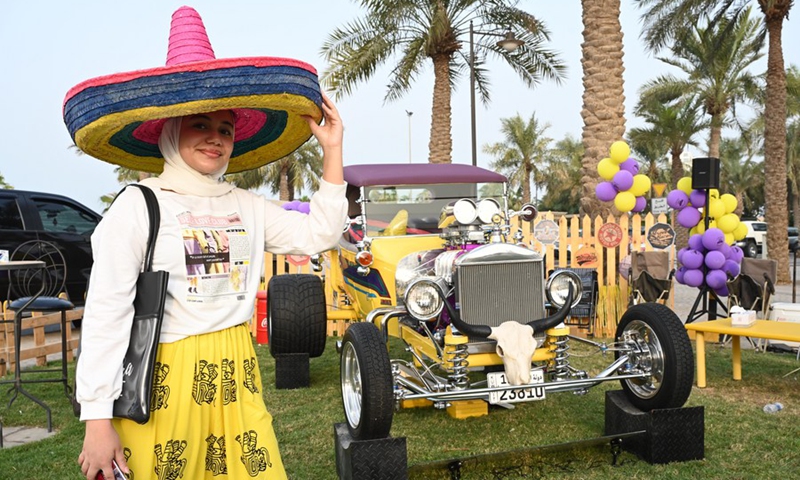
(487, 368), (546, 404)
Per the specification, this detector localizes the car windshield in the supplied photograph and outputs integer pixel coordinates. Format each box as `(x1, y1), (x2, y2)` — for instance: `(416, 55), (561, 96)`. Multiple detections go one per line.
(361, 182), (504, 235)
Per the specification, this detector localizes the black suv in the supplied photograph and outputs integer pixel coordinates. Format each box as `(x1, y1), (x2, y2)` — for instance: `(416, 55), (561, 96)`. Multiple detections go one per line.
(0, 189), (102, 306)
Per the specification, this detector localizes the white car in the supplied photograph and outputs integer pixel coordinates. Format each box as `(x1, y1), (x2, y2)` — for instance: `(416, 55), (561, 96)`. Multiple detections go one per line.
(734, 220), (767, 258)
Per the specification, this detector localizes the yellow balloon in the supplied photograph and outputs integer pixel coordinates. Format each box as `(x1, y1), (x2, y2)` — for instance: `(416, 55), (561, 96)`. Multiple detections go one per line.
(614, 191), (636, 212)
(630, 174), (651, 197)
(720, 193), (737, 213)
(695, 221), (707, 234)
(709, 189), (720, 199)
(707, 219), (717, 230)
(597, 157), (620, 180)
(733, 222), (748, 241)
(677, 176), (693, 195)
(725, 232), (735, 245)
(717, 213), (740, 233)
(609, 141), (631, 164)
(708, 198), (725, 220)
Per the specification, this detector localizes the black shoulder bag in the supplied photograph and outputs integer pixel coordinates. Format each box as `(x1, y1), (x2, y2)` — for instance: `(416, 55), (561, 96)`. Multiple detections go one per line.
(72, 184), (169, 424)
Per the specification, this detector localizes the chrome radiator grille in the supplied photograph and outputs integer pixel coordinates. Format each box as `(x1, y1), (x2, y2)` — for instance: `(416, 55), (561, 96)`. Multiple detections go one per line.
(456, 256), (546, 328)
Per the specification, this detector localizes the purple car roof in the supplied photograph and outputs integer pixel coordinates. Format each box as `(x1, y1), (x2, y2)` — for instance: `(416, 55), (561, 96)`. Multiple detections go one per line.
(344, 163), (507, 187)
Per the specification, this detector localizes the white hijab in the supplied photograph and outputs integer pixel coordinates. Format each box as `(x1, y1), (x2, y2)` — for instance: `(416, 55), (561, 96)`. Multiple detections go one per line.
(143, 117), (236, 197)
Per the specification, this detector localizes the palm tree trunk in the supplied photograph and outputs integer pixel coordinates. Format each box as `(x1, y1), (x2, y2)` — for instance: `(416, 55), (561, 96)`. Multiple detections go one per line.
(428, 54), (453, 164)
(279, 165), (290, 201)
(671, 148), (689, 249)
(579, 0), (626, 217)
(762, 14), (789, 284)
(707, 117), (723, 158)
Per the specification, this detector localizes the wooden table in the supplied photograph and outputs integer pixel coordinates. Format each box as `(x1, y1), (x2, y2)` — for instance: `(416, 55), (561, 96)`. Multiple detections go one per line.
(685, 318), (800, 388)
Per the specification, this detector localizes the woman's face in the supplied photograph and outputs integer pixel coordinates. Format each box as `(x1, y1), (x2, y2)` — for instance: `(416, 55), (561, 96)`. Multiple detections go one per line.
(178, 110), (235, 174)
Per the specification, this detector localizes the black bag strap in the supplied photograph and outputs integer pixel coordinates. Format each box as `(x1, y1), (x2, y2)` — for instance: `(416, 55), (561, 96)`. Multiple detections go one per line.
(114, 184), (160, 273)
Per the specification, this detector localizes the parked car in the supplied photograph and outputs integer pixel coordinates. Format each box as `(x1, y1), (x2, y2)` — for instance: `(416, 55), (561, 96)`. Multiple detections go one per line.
(789, 226), (799, 252)
(734, 220), (768, 258)
(0, 189), (102, 306)
(267, 163), (694, 441)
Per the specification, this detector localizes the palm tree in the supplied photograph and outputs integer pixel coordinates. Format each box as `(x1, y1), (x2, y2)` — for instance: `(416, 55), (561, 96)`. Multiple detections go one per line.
(539, 134), (583, 214)
(321, 0), (565, 163)
(637, 0), (793, 284)
(228, 141), (323, 201)
(484, 113), (552, 206)
(0, 172), (11, 189)
(579, 0), (626, 217)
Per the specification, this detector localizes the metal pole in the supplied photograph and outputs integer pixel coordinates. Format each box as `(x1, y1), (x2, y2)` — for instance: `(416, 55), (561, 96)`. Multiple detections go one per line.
(470, 20), (477, 167)
(406, 110), (413, 163)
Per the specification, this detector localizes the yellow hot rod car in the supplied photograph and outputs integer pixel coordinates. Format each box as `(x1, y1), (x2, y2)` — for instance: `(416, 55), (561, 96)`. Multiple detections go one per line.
(267, 163), (694, 442)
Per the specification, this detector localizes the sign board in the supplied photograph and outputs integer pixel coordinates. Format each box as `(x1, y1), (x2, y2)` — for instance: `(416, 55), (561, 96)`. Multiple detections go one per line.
(597, 223), (623, 249)
(652, 183), (668, 197)
(647, 222), (676, 249)
(651, 197), (669, 214)
(533, 219), (559, 245)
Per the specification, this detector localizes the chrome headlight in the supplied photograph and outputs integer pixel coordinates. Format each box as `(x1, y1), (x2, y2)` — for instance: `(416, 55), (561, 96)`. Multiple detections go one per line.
(477, 198), (501, 224)
(453, 199), (478, 225)
(546, 270), (583, 309)
(404, 277), (446, 320)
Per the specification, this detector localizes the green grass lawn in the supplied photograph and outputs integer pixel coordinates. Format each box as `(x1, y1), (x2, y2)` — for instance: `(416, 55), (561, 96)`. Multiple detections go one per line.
(1, 337), (799, 479)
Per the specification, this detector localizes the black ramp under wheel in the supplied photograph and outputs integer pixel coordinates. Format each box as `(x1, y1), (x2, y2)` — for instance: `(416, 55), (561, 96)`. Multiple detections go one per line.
(615, 303), (694, 411)
(267, 274), (327, 358)
(340, 322), (394, 440)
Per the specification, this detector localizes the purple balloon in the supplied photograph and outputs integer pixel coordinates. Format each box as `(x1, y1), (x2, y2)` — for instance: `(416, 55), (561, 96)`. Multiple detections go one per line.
(596, 181), (618, 202)
(718, 242), (732, 259)
(297, 202), (311, 214)
(682, 249), (705, 269)
(702, 228), (726, 251)
(282, 200), (302, 211)
(689, 189), (706, 207)
(612, 170), (634, 191)
(667, 190), (689, 209)
(704, 250), (726, 270)
(677, 207), (701, 229)
(675, 266), (687, 284)
(677, 247), (689, 264)
(632, 196), (647, 212)
(688, 234), (706, 252)
(684, 269), (705, 287)
(729, 246), (745, 263)
(706, 269), (727, 289)
(714, 285), (730, 297)
(722, 259), (741, 278)
(620, 158), (640, 175)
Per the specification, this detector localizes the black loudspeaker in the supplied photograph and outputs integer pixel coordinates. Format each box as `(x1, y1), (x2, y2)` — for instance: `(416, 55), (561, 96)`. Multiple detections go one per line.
(691, 157), (720, 190)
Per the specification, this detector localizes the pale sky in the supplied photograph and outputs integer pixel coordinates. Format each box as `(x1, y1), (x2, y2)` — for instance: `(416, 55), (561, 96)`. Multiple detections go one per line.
(2, 1), (798, 213)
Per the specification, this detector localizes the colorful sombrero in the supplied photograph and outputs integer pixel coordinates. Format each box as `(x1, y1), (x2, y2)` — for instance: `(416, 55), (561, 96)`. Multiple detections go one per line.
(63, 6), (322, 174)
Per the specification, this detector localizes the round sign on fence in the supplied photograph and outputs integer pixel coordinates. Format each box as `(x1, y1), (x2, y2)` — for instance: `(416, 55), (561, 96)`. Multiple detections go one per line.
(534, 219), (559, 245)
(647, 223), (676, 249)
(598, 223), (623, 249)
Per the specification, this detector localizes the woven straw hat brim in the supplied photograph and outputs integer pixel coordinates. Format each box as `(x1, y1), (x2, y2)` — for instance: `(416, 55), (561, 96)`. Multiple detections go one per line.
(63, 58), (322, 174)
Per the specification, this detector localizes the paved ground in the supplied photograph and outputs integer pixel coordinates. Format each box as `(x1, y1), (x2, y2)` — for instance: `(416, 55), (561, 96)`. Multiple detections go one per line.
(3, 275), (798, 448)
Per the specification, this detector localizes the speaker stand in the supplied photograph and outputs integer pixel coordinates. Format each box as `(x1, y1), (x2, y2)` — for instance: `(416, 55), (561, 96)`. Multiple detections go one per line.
(685, 285), (727, 324)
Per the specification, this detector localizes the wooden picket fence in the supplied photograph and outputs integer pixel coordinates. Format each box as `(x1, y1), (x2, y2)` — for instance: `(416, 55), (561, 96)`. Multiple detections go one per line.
(253, 212), (675, 340)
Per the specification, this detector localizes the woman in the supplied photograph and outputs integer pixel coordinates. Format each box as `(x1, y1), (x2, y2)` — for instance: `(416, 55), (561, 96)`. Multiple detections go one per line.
(65, 7), (346, 479)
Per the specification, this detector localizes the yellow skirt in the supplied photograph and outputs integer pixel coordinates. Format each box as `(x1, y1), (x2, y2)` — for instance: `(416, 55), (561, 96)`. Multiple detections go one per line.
(113, 323), (287, 479)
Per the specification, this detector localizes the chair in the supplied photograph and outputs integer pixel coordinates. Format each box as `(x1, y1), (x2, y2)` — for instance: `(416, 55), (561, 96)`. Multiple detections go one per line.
(628, 251), (674, 305)
(4, 240), (75, 396)
(549, 267), (599, 336)
(725, 257), (778, 351)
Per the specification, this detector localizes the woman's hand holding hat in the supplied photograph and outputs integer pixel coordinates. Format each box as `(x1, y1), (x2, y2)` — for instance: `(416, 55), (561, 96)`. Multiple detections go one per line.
(307, 92), (344, 185)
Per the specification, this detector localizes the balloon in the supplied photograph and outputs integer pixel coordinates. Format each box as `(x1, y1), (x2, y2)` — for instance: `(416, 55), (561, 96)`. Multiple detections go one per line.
(667, 190), (689, 209)
(723, 259), (741, 278)
(684, 269), (705, 287)
(677, 176), (693, 195)
(717, 213), (739, 233)
(704, 250), (726, 270)
(612, 170), (634, 191)
(677, 247), (689, 264)
(708, 198), (725, 220)
(282, 200), (302, 211)
(733, 222), (748, 241)
(718, 242), (732, 259)
(609, 141), (631, 163)
(682, 249), (705, 269)
(724, 232), (735, 245)
(675, 266), (687, 284)
(677, 207), (701, 229)
(714, 285), (729, 297)
(689, 189), (706, 208)
(688, 234), (705, 252)
(709, 189), (720, 199)
(702, 228), (726, 250)
(297, 202), (311, 214)
(729, 245), (745, 263)
(632, 196), (647, 212)
(596, 182), (617, 202)
(720, 193), (738, 213)
(706, 269), (727, 289)
(620, 158), (640, 174)
(598, 158), (620, 180)
(695, 221), (708, 234)
(619, 255), (632, 278)
(630, 174), (651, 197)
(614, 191), (636, 212)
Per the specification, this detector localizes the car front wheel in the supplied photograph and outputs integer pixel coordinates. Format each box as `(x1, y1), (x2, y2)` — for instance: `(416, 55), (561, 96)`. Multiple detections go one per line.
(615, 303), (694, 411)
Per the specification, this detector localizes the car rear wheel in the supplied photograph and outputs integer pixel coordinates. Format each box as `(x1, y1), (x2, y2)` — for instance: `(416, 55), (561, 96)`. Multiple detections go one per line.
(744, 240), (758, 258)
(267, 274), (327, 358)
(341, 322), (394, 440)
(615, 303), (693, 411)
